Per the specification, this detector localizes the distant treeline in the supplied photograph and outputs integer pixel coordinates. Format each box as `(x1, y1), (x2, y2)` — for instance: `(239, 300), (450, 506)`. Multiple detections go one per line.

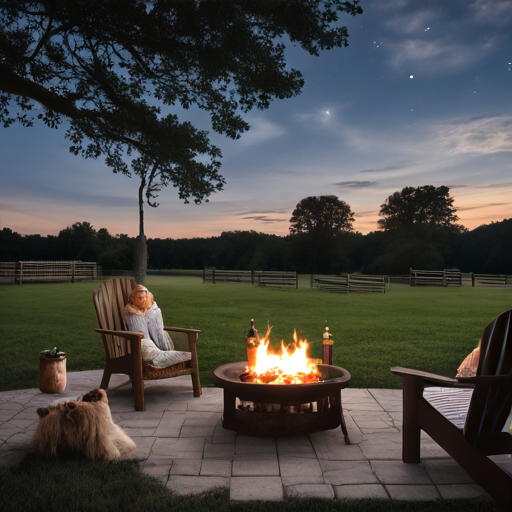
(1, 218), (511, 275)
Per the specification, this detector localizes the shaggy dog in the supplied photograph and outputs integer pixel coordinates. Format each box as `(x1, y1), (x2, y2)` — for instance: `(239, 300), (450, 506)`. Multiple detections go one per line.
(33, 388), (136, 461)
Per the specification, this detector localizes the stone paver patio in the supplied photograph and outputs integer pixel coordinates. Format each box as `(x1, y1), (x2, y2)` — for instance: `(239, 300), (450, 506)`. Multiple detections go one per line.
(0, 370), (508, 504)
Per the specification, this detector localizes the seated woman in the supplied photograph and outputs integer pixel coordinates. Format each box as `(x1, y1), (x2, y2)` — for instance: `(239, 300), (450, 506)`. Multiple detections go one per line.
(124, 285), (191, 367)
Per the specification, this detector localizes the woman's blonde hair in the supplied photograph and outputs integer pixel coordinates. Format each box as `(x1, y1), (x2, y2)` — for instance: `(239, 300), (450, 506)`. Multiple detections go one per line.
(125, 285), (154, 316)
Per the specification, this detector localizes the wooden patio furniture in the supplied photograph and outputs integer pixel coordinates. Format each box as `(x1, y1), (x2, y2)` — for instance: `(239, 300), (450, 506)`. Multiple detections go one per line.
(391, 308), (512, 509)
(93, 278), (201, 411)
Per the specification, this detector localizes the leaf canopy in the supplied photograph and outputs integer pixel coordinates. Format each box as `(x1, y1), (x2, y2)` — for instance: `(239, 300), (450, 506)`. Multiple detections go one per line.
(0, 0), (362, 204)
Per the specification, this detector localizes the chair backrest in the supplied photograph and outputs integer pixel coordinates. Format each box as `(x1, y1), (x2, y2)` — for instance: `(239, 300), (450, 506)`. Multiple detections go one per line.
(93, 278), (136, 360)
(464, 308), (512, 446)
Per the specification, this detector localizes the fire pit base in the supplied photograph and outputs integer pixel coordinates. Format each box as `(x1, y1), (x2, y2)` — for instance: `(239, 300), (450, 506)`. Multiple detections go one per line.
(211, 362), (351, 441)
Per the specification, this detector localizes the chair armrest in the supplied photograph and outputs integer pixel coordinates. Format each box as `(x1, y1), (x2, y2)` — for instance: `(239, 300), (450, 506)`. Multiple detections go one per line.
(94, 328), (144, 342)
(391, 366), (461, 387)
(457, 374), (512, 385)
(163, 326), (201, 334)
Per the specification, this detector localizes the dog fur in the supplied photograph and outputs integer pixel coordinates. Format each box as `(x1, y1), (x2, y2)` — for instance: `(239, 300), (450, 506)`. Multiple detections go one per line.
(33, 388), (136, 461)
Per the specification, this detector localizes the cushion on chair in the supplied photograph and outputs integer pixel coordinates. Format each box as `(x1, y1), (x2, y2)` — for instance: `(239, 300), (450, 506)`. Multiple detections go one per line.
(423, 387), (474, 430)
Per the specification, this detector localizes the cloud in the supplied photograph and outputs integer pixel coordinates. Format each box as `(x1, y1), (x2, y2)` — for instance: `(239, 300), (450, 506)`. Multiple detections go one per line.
(387, 39), (496, 72)
(241, 215), (284, 223)
(354, 210), (380, 218)
(458, 202), (510, 211)
(359, 162), (410, 173)
(238, 117), (286, 147)
(384, 9), (440, 35)
(431, 116), (512, 155)
(334, 181), (379, 189)
(235, 208), (289, 217)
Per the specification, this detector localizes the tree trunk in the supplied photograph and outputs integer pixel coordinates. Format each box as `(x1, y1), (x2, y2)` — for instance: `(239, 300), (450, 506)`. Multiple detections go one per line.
(134, 178), (147, 285)
(134, 234), (147, 285)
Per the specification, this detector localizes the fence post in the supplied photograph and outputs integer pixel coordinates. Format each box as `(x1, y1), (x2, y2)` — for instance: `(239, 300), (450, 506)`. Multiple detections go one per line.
(18, 261), (23, 285)
(251, 270), (254, 285)
(71, 261), (76, 283)
(295, 271), (298, 289)
(203, 267), (205, 284)
(471, 272), (475, 287)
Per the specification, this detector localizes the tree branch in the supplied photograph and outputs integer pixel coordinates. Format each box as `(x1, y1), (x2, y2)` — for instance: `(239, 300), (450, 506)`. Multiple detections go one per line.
(0, 64), (93, 120)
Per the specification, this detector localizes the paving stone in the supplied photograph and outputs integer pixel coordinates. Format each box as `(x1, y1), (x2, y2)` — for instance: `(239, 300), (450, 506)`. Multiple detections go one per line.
(422, 459), (475, 484)
(142, 453), (173, 479)
(201, 459), (232, 477)
(310, 431), (366, 461)
(180, 425), (217, 437)
(170, 459), (201, 475)
(167, 475), (229, 495)
(321, 460), (379, 485)
(351, 411), (399, 434)
(232, 453), (280, 476)
(279, 456), (323, 479)
(386, 484), (441, 501)
(204, 441), (235, 459)
(276, 436), (316, 457)
(230, 476), (283, 501)
(285, 484), (335, 499)
(372, 460), (432, 485)
(334, 484), (389, 500)
(153, 410), (186, 437)
(437, 484), (494, 500)
(128, 436), (155, 460)
(235, 435), (276, 454)
(358, 433), (402, 460)
(281, 474), (324, 486)
(152, 436), (206, 458)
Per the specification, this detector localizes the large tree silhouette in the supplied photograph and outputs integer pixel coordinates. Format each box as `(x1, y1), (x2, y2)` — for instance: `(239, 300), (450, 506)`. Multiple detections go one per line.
(289, 195), (354, 273)
(1, 0), (363, 283)
(378, 185), (462, 231)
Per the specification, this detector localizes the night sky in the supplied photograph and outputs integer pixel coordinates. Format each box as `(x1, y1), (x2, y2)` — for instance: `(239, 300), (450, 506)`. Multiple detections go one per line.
(1, 0), (511, 239)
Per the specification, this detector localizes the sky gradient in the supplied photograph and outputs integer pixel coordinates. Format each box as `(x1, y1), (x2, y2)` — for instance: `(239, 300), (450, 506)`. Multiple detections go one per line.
(1, 0), (511, 239)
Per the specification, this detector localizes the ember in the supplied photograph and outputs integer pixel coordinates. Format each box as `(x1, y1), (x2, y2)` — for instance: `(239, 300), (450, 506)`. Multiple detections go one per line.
(243, 327), (320, 384)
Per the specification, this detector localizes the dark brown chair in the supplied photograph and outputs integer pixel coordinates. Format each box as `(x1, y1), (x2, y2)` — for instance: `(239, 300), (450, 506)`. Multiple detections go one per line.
(93, 278), (201, 411)
(391, 308), (512, 509)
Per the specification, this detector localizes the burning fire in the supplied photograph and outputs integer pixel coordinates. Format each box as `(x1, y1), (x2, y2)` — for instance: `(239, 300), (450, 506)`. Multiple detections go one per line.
(244, 328), (320, 384)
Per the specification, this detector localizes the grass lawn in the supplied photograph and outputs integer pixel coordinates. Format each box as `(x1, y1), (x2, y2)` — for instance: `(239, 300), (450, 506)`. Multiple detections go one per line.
(0, 454), (503, 512)
(1, 275), (510, 392)
(1, 276), (509, 512)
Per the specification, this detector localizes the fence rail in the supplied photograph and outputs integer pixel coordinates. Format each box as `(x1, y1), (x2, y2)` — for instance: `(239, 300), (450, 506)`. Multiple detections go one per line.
(203, 268), (297, 288)
(473, 274), (507, 287)
(410, 268), (462, 287)
(313, 274), (387, 294)
(0, 261), (100, 284)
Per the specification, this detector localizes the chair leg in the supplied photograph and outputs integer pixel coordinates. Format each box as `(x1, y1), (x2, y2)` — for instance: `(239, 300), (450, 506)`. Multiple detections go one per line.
(100, 368), (112, 390)
(132, 376), (145, 412)
(402, 375), (422, 463)
(191, 368), (202, 397)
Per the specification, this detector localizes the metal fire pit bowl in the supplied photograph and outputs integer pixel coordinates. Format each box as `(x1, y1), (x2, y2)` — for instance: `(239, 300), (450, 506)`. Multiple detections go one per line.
(210, 361), (351, 441)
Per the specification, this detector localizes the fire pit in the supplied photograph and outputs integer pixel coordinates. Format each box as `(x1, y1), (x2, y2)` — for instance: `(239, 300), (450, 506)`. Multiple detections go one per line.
(210, 361), (351, 441)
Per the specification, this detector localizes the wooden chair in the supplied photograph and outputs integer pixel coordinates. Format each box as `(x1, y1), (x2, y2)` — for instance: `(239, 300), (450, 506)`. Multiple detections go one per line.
(391, 308), (512, 509)
(93, 278), (201, 411)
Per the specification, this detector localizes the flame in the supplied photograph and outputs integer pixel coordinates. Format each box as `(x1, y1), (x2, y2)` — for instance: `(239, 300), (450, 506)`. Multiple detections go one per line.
(246, 327), (320, 384)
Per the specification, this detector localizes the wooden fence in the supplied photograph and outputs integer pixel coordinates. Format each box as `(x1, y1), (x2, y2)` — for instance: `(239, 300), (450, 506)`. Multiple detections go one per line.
(0, 261), (100, 284)
(410, 268), (462, 287)
(313, 274), (387, 294)
(472, 274), (507, 287)
(203, 268), (297, 288)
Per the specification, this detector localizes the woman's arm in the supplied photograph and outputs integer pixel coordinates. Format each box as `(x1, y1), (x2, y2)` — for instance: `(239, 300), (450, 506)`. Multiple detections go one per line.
(124, 314), (150, 339)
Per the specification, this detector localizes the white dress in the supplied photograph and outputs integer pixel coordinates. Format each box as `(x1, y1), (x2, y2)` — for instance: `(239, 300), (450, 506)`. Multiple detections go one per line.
(124, 302), (191, 367)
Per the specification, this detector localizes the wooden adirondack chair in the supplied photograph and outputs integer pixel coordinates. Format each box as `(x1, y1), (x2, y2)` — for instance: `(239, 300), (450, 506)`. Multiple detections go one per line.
(93, 278), (201, 411)
(391, 308), (512, 508)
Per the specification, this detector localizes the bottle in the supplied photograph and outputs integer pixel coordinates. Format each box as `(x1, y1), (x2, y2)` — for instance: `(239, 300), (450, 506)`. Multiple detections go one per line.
(246, 319), (259, 369)
(322, 326), (333, 365)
